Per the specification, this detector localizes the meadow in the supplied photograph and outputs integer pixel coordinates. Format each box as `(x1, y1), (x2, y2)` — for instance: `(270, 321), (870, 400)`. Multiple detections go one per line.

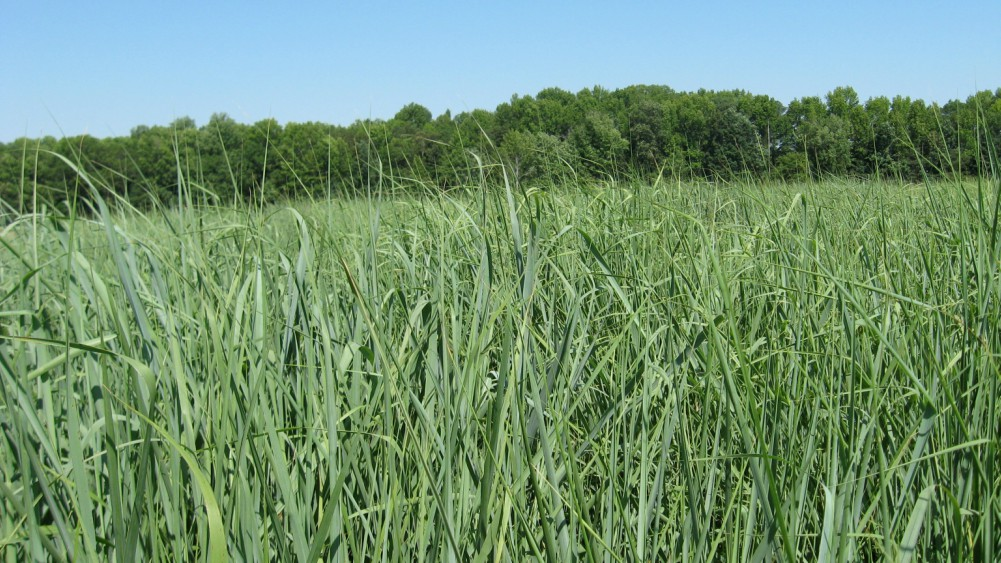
(0, 165), (998, 560)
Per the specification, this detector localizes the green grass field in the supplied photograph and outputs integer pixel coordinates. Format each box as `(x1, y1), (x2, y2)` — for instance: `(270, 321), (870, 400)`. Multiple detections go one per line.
(1, 169), (999, 560)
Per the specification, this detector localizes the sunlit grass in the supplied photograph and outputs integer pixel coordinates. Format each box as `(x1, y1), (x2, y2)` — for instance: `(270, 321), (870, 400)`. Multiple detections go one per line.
(0, 166), (998, 560)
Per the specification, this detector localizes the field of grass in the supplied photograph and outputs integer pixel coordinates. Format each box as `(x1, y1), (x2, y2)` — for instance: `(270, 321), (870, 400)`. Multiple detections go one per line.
(1, 168), (999, 560)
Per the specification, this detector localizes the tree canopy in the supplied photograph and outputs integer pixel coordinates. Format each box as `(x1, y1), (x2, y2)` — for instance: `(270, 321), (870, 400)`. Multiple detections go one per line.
(2, 84), (999, 211)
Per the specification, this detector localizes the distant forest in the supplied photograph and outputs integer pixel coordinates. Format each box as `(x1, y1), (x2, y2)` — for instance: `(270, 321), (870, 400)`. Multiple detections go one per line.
(2, 84), (999, 209)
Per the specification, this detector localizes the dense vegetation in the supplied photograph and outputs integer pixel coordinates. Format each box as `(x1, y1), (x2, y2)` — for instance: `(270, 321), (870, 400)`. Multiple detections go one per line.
(1, 83), (999, 560)
(2, 84), (1000, 212)
(1, 156), (999, 558)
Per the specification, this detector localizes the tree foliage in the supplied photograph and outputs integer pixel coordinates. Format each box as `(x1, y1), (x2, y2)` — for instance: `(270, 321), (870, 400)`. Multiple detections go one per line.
(2, 85), (1000, 211)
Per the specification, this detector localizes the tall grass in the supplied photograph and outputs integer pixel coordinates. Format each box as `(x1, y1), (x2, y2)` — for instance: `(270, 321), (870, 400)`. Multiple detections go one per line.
(0, 155), (998, 560)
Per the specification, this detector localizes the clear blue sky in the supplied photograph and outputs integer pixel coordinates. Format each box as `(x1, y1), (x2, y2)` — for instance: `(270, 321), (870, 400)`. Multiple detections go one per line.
(2, 1), (999, 142)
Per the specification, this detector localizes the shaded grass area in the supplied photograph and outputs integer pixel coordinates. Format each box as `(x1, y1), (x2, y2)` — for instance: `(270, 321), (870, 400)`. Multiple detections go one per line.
(0, 171), (999, 561)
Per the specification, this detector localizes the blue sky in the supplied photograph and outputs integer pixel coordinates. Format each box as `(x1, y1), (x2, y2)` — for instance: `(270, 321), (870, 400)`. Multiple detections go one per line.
(2, 1), (999, 142)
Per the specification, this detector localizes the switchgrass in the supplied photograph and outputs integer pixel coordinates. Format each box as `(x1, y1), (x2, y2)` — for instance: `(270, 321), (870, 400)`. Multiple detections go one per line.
(0, 164), (999, 560)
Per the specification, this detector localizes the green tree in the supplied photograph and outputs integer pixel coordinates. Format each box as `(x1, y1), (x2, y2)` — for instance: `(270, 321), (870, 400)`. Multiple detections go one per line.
(569, 110), (628, 177)
(394, 103), (433, 129)
(129, 125), (180, 205)
(780, 96), (851, 178)
(500, 130), (576, 183)
(536, 87), (576, 138)
(199, 113), (247, 200)
(826, 86), (870, 175)
(893, 96), (946, 177)
(860, 96), (898, 178)
(626, 98), (668, 173)
(282, 121), (338, 196)
(495, 94), (541, 136)
(243, 118), (286, 199)
(705, 105), (766, 177)
(670, 92), (715, 176)
(735, 92), (784, 173)
(0, 140), (28, 214)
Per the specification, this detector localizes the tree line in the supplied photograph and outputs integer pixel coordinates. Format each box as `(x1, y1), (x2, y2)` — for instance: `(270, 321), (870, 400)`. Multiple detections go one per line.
(2, 84), (999, 210)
